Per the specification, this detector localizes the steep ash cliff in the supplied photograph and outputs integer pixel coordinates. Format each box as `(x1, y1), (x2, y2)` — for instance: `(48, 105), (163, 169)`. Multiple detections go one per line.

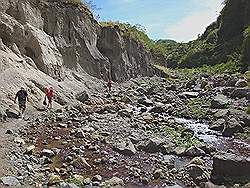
(0, 0), (157, 110)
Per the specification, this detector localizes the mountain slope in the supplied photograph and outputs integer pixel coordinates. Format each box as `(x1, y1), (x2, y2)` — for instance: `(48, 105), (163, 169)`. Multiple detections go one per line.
(159, 0), (250, 71)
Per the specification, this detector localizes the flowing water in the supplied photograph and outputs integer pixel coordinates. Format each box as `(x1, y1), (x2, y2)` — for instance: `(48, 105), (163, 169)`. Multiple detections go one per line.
(175, 118), (250, 157)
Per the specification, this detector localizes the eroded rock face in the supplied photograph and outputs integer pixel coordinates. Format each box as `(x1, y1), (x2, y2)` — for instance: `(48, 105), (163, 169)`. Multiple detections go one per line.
(0, 0), (156, 83)
(97, 26), (156, 82)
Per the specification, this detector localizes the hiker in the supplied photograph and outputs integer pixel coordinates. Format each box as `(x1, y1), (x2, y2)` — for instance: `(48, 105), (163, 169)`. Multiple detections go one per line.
(107, 79), (112, 92)
(45, 86), (54, 109)
(14, 87), (28, 118)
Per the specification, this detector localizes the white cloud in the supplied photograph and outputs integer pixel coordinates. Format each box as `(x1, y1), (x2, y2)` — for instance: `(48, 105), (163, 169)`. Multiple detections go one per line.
(165, 0), (224, 42)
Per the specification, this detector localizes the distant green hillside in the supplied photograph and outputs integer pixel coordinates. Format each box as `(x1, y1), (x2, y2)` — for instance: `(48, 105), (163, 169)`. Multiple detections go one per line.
(99, 0), (249, 72)
(165, 0), (250, 71)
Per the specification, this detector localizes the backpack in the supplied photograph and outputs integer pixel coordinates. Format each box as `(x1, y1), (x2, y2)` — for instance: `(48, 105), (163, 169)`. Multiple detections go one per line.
(46, 87), (54, 97)
(17, 90), (27, 101)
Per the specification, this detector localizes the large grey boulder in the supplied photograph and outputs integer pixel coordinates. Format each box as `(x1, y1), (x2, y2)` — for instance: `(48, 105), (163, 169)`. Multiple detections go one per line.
(209, 119), (225, 131)
(114, 140), (136, 156)
(230, 88), (250, 99)
(0, 176), (20, 186)
(211, 94), (229, 109)
(138, 137), (165, 153)
(222, 118), (244, 137)
(211, 153), (250, 183)
(76, 91), (89, 103)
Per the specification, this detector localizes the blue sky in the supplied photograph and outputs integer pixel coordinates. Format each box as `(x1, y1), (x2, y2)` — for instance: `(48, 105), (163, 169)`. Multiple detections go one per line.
(89, 0), (224, 42)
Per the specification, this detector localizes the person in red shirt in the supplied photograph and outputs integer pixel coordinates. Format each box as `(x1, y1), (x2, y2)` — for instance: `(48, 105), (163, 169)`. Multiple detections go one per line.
(107, 79), (112, 92)
(45, 86), (54, 109)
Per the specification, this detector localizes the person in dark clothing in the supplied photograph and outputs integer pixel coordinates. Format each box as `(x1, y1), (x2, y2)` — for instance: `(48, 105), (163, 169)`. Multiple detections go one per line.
(14, 87), (28, 118)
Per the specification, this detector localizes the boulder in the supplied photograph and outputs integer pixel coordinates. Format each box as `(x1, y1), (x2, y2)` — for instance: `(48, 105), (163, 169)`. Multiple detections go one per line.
(41, 149), (55, 158)
(185, 164), (210, 184)
(26, 145), (36, 154)
(48, 174), (61, 185)
(213, 109), (228, 118)
(76, 91), (89, 103)
(92, 175), (102, 182)
(5, 109), (19, 119)
(138, 97), (154, 107)
(179, 92), (199, 98)
(149, 103), (166, 113)
(211, 95), (229, 109)
(117, 108), (133, 118)
(114, 140), (136, 156)
(0, 176), (20, 186)
(160, 142), (175, 155)
(211, 153), (250, 183)
(139, 137), (165, 153)
(235, 79), (248, 88)
(174, 146), (186, 156)
(230, 88), (249, 99)
(222, 118), (244, 137)
(103, 177), (124, 187)
(209, 119), (225, 131)
(185, 146), (206, 157)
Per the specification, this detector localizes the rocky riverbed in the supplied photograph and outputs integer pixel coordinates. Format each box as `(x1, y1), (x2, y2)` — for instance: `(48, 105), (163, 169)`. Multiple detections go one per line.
(0, 73), (249, 187)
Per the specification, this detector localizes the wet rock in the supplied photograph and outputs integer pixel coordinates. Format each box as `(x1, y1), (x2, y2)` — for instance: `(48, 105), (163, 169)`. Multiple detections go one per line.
(114, 140), (136, 156)
(222, 118), (244, 137)
(185, 146), (206, 157)
(211, 95), (229, 109)
(138, 97), (154, 107)
(64, 155), (73, 163)
(0, 176), (20, 186)
(103, 177), (124, 187)
(211, 153), (250, 183)
(41, 149), (55, 158)
(235, 79), (248, 88)
(48, 174), (61, 185)
(229, 109), (250, 127)
(186, 79), (196, 88)
(76, 91), (89, 103)
(181, 128), (194, 137)
(209, 119), (225, 131)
